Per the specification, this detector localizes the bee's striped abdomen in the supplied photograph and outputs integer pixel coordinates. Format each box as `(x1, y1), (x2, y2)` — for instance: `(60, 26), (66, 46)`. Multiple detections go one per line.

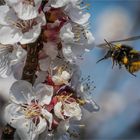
(128, 61), (140, 73)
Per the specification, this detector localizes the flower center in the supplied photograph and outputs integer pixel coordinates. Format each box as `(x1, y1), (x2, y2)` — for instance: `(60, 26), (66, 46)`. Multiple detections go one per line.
(56, 93), (76, 104)
(13, 19), (37, 33)
(56, 92), (86, 105)
(22, 103), (41, 119)
(72, 24), (87, 42)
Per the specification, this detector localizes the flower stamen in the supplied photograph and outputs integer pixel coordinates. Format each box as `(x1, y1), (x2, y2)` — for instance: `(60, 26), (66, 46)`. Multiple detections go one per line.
(72, 24), (88, 42)
(13, 19), (37, 33)
(22, 103), (41, 119)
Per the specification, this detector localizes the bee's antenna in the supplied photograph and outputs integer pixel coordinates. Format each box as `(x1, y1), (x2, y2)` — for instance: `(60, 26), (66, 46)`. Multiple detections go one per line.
(96, 57), (106, 63)
(129, 72), (137, 77)
(104, 39), (112, 49)
(96, 39), (112, 64)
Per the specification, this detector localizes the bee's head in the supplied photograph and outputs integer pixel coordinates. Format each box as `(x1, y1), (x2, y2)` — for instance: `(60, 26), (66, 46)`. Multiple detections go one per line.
(96, 39), (113, 63)
(96, 50), (113, 63)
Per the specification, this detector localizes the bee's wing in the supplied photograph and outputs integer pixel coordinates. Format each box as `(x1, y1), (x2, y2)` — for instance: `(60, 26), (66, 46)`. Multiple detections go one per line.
(97, 35), (140, 48)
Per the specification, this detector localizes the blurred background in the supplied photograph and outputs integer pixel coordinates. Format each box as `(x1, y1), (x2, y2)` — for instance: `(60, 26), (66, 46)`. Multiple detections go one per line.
(1, 0), (140, 139)
(80, 0), (140, 139)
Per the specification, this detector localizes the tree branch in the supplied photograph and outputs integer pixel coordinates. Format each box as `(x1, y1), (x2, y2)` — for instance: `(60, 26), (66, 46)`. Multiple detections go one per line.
(21, 41), (42, 84)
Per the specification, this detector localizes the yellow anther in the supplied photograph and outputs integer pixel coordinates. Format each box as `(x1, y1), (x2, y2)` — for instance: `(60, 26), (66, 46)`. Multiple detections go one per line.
(77, 99), (86, 105)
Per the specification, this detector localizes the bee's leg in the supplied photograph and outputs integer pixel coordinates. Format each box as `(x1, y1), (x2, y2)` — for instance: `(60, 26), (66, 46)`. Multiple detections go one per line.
(119, 63), (122, 69)
(117, 61), (122, 69)
(112, 58), (115, 69)
(129, 71), (136, 77)
(126, 65), (137, 77)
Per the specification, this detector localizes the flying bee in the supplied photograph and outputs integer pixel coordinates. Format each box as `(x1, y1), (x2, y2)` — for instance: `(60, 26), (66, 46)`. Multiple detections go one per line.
(97, 36), (140, 76)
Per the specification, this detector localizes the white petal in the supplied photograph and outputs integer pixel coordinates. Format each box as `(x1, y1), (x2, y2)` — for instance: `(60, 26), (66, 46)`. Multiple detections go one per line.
(50, 0), (70, 8)
(60, 23), (95, 57)
(9, 45), (27, 66)
(62, 44), (76, 63)
(63, 102), (82, 120)
(0, 26), (22, 45)
(60, 23), (74, 43)
(85, 31), (95, 45)
(39, 57), (70, 72)
(12, 62), (24, 80)
(0, 66), (12, 78)
(5, 0), (21, 5)
(52, 75), (64, 85)
(62, 40), (94, 63)
(54, 102), (64, 120)
(10, 80), (34, 104)
(13, 3), (38, 20)
(34, 71), (47, 86)
(43, 42), (58, 60)
(61, 71), (71, 81)
(0, 46), (12, 78)
(20, 24), (41, 44)
(83, 99), (100, 112)
(39, 58), (50, 72)
(52, 71), (70, 85)
(34, 0), (42, 8)
(70, 44), (85, 56)
(39, 57), (68, 72)
(70, 65), (81, 88)
(41, 109), (53, 130)
(65, 5), (90, 25)
(35, 117), (47, 135)
(6, 0), (41, 10)
(6, 108), (46, 140)
(82, 30), (95, 51)
(16, 119), (39, 140)
(35, 84), (53, 105)
(4, 103), (25, 128)
(0, 5), (16, 25)
(37, 12), (46, 26)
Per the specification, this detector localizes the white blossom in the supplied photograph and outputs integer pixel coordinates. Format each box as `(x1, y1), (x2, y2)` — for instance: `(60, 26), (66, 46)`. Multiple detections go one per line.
(0, 44), (26, 78)
(60, 23), (95, 63)
(52, 70), (71, 86)
(47, 0), (90, 25)
(0, 3), (46, 45)
(5, 0), (42, 20)
(4, 80), (53, 140)
(54, 101), (82, 120)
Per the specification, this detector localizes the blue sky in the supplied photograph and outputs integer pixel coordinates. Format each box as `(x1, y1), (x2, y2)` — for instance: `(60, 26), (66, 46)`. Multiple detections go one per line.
(79, 1), (140, 138)
(81, 0), (140, 95)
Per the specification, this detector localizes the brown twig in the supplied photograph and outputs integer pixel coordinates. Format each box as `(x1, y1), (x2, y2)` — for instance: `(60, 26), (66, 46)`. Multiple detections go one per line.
(21, 40), (42, 84)
(1, 125), (16, 140)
